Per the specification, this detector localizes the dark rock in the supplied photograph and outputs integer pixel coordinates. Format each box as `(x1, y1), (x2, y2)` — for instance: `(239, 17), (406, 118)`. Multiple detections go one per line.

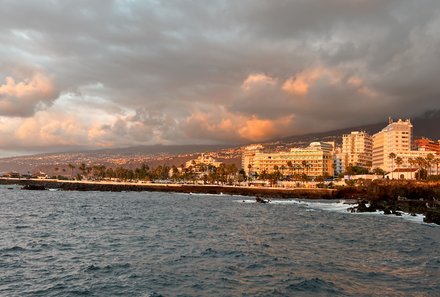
(392, 210), (402, 216)
(424, 210), (440, 225)
(356, 200), (376, 212)
(256, 196), (269, 203)
(22, 184), (47, 191)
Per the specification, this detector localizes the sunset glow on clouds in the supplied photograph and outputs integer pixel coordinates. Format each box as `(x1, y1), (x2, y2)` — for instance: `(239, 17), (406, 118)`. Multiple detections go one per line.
(282, 68), (341, 96)
(0, 0), (440, 156)
(0, 73), (58, 117)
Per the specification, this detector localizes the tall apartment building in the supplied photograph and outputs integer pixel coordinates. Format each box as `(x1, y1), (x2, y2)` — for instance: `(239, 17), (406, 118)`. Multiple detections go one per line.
(242, 144), (264, 175)
(252, 142), (334, 177)
(342, 131), (372, 168)
(372, 118), (413, 171)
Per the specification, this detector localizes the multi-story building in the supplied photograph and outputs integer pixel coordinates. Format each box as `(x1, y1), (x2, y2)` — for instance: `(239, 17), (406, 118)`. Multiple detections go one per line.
(333, 147), (347, 177)
(372, 118), (413, 172)
(252, 142), (334, 177)
(242, 144), (264, 175)
(414, 138), (440, 155)
(342, 131), (372, 168)
(185, 154), (222, 168)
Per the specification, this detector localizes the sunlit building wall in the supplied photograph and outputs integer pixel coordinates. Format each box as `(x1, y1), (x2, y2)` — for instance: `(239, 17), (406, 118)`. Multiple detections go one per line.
(242, 144), (264, 174)
(342, 131), (372, 168)
(252, 142), (334, 177)
(414, 138), (440, 155)
(372, 118), (413, 171)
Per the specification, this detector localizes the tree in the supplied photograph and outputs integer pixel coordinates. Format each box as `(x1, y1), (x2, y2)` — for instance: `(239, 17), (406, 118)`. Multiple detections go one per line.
(395, 156), (403, 178)
(372, 167), (385, 176)
(238, 169), (246, 183)
(287, 161), (293, 176)
(388, 153), (396, 179)
(426, 153), (435, 177)
(345, 165), (369, 175)
(301, 160), (311, 177)
(280, 165), (286, 178)
(415, 157), (426, 180)
(79, 163), (87, 178)
(408, 158), (415, 180)
(247, 164), (252, 180)
(434, 158), (440, 175)
(68, 164), (75, 179)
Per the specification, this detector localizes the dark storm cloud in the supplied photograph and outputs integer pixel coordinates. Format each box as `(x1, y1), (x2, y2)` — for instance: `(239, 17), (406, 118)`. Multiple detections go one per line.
(0, 0), (439, 150)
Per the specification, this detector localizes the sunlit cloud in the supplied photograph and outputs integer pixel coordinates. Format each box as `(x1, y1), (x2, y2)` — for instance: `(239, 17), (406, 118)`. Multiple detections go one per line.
(0, 0), (439, 155)
(183, 107), (295, 143)
(282, 67), (341, 96)
(0, 73), (59, 117)
(241, 73), (277, 91)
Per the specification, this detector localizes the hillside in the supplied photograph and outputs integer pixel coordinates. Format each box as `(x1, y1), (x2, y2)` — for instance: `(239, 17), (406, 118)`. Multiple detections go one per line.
(1, 110), (439, 174)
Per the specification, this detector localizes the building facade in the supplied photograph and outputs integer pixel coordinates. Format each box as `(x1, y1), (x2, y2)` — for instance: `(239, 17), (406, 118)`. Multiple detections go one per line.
(342, 131), (372, 168)
(372, 118), (413, 172)
(252, 142), (334, 178)
(414, 138), (440, 155)
(242, 144), (264, 175)
(333, 152), (347, 176)
(185, 154), (222, 168)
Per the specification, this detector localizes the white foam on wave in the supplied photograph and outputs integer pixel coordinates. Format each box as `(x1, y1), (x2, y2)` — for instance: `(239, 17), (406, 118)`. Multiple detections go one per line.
(235, 198), (429, 225)
(298, 200), (427, 224)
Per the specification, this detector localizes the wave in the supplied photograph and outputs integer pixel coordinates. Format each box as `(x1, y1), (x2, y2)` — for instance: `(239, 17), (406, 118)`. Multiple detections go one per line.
(1, 246), (27, 253)
(286, 277), (345, 295)
(235, 198), (430, 225)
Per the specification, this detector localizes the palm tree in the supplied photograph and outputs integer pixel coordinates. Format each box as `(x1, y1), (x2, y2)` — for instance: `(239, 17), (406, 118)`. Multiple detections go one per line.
(426, 153), (435, 177)
(294, 164), (302, 180)
(301, 160), (308, 176)
(388, 152), (396, 179)
(408, 158), (415, 180)
(79, 163), (87, 179)
(395, 157), (403, 179)
(415, 157), (426, 180)
(247, 164), (252, 181)
(68, 164), (75, 179)
(434, 158), (440, 175)
(280, 165), (286, 179)
(287, 161), (293, 175)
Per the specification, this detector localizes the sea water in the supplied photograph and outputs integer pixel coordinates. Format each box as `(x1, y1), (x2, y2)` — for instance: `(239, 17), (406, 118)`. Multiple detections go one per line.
(0, 186), (439, 296)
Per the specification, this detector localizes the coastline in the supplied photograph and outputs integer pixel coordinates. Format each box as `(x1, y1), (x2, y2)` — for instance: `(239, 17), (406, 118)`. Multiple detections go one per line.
(0, 178), (336, 199)
(1, 177), (439, 224)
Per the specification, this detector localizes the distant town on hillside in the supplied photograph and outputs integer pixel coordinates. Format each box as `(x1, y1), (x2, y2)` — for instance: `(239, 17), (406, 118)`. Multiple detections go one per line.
(1, 114), (440, 187)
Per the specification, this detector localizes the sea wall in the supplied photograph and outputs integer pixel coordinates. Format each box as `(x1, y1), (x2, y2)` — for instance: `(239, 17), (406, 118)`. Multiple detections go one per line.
(0, 178), (336, 199)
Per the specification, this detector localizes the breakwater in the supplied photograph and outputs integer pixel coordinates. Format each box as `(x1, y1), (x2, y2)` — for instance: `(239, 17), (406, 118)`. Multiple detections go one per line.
(0, 178), (336, 199)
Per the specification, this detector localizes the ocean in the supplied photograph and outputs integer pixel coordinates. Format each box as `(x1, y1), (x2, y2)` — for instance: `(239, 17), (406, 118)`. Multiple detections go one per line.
(1, 185), (439, 296)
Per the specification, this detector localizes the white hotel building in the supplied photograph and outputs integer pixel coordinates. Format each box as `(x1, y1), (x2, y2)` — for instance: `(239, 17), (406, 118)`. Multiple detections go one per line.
(372, 118), (412, 172)
(342, 131), (373, 168)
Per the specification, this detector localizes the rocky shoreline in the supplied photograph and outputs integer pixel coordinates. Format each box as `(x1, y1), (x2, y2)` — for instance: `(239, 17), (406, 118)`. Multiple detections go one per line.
(1, 178), (439, 225)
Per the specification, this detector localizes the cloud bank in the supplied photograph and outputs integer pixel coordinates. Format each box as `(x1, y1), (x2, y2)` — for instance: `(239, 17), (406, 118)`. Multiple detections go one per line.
(0, 0), (439, 155)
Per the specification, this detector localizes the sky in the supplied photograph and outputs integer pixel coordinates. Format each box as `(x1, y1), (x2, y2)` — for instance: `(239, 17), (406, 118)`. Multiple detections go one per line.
(1, 0), (440, 156)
